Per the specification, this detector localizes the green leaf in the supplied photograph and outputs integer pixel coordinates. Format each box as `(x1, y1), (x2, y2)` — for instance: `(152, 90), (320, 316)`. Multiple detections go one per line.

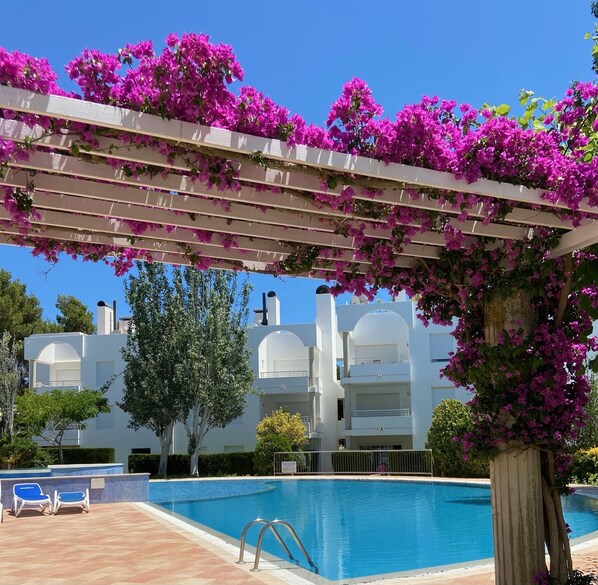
(495, 104), (511, 116)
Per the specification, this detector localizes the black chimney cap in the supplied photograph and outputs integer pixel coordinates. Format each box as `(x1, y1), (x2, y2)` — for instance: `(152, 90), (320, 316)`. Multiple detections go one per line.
(316, 285), (330, 294)
(267, 291), (277, 297)
(97, 301), (107, 306)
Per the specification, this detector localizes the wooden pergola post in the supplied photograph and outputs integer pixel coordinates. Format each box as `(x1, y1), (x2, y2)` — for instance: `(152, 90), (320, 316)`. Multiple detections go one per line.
(485, 291), (546, 585)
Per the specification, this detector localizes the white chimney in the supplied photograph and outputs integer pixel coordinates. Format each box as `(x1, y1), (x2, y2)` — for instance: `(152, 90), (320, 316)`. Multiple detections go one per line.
(97, 301), (113, 335)
(266, 291), (280, 326)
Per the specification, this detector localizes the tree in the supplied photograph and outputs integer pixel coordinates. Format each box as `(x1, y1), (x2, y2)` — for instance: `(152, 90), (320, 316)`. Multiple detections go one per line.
(575, 373), (598, 450)
(16, 387), (109, 463)
(0, 332), (23, 443)
(256, 408), (308, 449)
(178, 268), (254, 477)
(426, 399), (488, 478)
(55, 294), (95, 334)
(119, 263), (189, 478)
(0, 270), (45, 359)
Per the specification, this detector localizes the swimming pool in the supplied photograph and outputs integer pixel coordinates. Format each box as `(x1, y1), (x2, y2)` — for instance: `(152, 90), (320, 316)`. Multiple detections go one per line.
(150, 478), (598, 582)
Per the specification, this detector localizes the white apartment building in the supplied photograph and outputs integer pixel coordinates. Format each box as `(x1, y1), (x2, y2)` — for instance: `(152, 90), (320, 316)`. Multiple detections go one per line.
(24, 287), (469, 467)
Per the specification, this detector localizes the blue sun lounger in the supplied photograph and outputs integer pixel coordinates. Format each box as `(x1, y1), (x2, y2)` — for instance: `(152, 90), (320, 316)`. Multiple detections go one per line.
(53, 489), (90, 514)
(13, 483), (53, 517)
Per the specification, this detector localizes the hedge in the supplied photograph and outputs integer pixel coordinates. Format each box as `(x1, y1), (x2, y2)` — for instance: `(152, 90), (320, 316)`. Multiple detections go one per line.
(331, 451), (373, 473)
(44, 447), (115, 465)
(128, 452), (254, 478)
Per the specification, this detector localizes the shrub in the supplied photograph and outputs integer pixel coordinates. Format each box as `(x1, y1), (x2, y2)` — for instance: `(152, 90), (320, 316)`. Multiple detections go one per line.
(128, 452), (255, 478)
(426, 399), (489, 478)
(0, 436), (53, 469)
(44, 447), (115, 465)
(570, 448), (598, 484)
(331, 451), (373, 473)
(253, 433), (292, 475)
(386, 450), (433, 474)
(256, 409), (307, 449)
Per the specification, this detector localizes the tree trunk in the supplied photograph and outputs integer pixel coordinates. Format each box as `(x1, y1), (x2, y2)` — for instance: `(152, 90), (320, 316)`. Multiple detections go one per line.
(187, 401), (210, 477)
(490, 446), (545, 585)
(157, 421), (174, 478)
(190, 444), (201, 477)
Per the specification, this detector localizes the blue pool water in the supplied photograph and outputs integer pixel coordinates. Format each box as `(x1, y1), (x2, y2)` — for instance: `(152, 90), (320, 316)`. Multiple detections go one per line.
(150, 479), (598, 581)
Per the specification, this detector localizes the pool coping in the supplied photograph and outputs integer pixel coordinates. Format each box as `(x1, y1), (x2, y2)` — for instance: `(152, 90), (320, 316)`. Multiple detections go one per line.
(143, 475), (598, 585)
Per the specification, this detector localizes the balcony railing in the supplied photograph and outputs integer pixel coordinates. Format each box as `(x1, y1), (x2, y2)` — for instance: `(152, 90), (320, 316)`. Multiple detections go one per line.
(300, 415), (311, 435)
(350, 357), (409, 365)
(259, 370), (308, 379)
(353, 409), (412, 417)
(34, 380), (81, 388)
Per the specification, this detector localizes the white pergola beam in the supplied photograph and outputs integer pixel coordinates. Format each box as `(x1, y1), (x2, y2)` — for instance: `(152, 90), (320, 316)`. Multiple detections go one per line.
(0, 85), (593, 213)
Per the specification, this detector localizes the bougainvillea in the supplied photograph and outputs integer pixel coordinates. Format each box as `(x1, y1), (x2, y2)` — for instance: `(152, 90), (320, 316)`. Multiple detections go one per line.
(0, 29), (595, 446)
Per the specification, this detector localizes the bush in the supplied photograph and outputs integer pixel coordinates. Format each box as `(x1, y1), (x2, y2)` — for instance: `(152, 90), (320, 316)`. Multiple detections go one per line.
(256, 409), (307, 449)
(44, 447), (115, 465)
(426, 399), (489, 478)
(386, 450), (433, 474)
(128, 452), (254, 478)
(570, 448), (598, 484)
(0, 436), (53, 469)
(253, 433), (292, 475)
(331, 451), (373, 473)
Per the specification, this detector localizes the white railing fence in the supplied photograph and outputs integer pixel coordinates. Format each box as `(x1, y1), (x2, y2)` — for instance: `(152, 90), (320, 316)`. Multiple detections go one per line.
(273, 449), (433, 476)
(352, 409), (411, 417)
(259, 370), (308, 379)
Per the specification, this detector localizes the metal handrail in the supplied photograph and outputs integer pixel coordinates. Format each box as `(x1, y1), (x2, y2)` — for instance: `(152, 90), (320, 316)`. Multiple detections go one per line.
(238, 519), (294, 564)
(238, 518), (318, 573)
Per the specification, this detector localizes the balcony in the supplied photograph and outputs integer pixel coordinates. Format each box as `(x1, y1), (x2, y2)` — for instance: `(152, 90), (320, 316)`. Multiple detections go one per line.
(344, 358), (410, 382)
(350, 408), (413, 433)
(257, 371), (321, 394)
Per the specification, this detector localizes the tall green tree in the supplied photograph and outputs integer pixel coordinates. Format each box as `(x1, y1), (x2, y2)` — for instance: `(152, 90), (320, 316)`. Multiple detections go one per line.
(0, 332), (23, 443)
(178, 268), (254, 476)
(16, 387), (109, 463)
(0, 270), (44, 358)
(575, 373), (598, 450)
(55, 294), (95, 334)
(119, 263), (189, 477)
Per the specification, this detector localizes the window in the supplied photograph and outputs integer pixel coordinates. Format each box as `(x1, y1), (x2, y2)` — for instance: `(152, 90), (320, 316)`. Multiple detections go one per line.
(131, 448), (151, 454)
(337, 399), (344, 421)
(429, 334), (454, 362)
(96, 361), (115, 387)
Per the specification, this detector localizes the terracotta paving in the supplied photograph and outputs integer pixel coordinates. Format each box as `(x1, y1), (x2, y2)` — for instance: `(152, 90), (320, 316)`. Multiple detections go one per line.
(1, 501), (598, 585)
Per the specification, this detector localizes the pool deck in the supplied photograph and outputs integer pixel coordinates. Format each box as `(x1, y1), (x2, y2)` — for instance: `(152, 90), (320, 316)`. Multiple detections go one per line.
(1, 483), (598, 585)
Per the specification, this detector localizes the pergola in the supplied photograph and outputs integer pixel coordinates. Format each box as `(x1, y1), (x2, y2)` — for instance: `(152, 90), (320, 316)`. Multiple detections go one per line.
(1, 83), (598, 585)
(0, 85), (596, 274)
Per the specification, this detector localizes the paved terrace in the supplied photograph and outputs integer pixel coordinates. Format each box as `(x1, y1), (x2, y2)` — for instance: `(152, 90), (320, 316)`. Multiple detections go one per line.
(1, 500), (598, 585)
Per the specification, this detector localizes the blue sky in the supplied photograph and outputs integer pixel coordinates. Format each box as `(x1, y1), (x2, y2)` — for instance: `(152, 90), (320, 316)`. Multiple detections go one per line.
(0, 1), (595, 325)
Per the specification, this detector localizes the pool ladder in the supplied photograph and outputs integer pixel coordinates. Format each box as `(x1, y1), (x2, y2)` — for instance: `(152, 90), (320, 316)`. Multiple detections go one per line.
(238, 518), (318, 573)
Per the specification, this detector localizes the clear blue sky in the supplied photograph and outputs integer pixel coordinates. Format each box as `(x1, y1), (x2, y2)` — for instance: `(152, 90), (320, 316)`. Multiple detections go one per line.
(0, 1), (595, 325)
